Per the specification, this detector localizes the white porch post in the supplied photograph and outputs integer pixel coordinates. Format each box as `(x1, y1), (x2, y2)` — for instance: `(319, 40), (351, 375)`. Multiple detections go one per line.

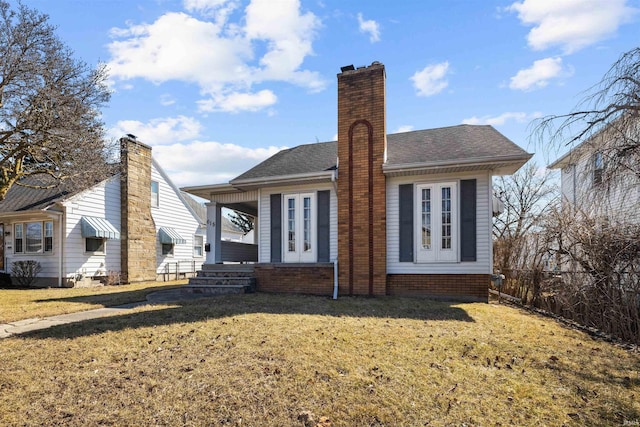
(206, 202), (222, 264)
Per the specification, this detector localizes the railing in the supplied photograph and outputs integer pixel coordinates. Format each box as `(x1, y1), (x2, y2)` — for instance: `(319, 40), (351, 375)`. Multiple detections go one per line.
(161, 260), (202, 281)
(221, 241), (258, 263)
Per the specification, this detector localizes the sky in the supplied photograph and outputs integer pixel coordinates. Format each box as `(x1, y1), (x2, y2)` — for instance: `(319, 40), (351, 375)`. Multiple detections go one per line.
(10, 0), (640, 188)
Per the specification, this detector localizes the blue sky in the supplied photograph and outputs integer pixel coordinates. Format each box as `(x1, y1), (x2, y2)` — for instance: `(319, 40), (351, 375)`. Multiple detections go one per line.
(13, 0), (640, 187)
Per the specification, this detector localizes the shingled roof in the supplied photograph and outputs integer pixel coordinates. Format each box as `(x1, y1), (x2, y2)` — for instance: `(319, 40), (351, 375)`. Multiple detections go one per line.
(230, 124), (530, 183)
(0, 176), (75, 213)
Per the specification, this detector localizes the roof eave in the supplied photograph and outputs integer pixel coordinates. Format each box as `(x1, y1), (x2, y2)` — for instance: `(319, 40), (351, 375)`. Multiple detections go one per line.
(230, 171), (334, 190)
(383, 154), (533, 176)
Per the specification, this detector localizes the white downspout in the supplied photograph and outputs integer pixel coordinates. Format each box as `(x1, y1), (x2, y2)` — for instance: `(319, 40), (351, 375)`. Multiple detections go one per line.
(331, 166), (339, 300)
(58, 213), (63, 287)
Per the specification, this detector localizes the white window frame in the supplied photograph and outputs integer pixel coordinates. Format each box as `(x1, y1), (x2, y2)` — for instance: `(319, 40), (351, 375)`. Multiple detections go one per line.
(14, 221), (54, 254)
(283, 192), (315, 263)
(161, 243), (174, 257)
(415, 182), (458, 263)
(84, 237), (106, 255)
(151, 180), (160, 208)
(193, 235), (204, 258)
(593, 151), (604, 186)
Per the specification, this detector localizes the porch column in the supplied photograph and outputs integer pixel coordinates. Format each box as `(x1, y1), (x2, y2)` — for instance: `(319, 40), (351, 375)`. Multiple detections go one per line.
(206, 202), (222, 264)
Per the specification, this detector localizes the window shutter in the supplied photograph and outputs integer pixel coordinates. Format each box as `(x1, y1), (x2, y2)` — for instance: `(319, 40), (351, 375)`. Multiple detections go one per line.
(460, 179), (476, 262)
(317, 190), (330, 262)
(270, 194), (282, 262)
(399, 184), (414, 262)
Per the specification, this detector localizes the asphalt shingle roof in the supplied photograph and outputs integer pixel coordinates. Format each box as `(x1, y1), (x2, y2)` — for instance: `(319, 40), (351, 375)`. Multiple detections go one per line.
(0, 176), (73, 213)
(231, 124), (529, 182)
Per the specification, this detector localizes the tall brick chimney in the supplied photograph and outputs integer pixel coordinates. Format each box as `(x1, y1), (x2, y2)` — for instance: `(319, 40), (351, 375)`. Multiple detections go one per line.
(337, 62), (387, 296)
(120, 136), (157, 283)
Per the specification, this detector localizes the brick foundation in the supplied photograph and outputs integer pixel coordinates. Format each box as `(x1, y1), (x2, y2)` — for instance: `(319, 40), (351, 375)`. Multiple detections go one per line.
(386, 274), (490, 302)
(254, 263), (334, 295)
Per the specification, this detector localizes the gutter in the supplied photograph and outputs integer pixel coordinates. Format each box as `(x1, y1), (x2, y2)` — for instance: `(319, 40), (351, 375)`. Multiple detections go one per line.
(230, 170), (334, 189)
(382, 153), (533, 174)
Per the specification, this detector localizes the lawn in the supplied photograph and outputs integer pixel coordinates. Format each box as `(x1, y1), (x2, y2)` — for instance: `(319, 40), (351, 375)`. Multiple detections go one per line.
(0, 280), (185, 323)
(1, 294), (639, 426)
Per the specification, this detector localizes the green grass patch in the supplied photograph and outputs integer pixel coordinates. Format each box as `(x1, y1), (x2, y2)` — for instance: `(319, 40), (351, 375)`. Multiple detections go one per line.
(0, 280), (185, 323)
(1, 294), (638, 426)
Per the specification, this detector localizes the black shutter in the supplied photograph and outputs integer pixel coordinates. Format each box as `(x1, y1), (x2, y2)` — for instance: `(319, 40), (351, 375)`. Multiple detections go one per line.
(317, 190), (330, 262)
(399, 184), (414, 262)
(270, 194), (282, 262)
(460, 179), (476, 262)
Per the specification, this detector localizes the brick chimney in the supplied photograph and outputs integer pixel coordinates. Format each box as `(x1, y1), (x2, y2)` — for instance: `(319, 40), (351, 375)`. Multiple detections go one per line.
(337, 62), (387, 296)
(120, 136), (157, 283)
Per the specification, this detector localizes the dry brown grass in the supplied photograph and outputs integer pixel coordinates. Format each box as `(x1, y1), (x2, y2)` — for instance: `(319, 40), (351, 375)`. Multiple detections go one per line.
(0, 280), (185, 323)
(1, 294), (639, 426)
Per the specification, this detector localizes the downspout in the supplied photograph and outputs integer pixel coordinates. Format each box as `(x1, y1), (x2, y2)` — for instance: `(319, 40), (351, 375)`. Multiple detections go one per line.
(331, 165), (339, 300)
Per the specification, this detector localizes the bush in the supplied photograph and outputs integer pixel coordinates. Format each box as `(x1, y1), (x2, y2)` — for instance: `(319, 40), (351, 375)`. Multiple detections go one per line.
(11, 260), (42, 288)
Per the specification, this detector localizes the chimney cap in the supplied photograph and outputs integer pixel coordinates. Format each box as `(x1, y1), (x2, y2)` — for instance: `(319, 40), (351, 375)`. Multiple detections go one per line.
(340, 64), (355, 72)
(125, 133), (137, 140)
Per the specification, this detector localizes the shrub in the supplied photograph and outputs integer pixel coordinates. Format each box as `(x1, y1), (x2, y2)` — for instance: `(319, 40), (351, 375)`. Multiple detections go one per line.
(11, 260), (42, 288)
(104, 270), (122, 286)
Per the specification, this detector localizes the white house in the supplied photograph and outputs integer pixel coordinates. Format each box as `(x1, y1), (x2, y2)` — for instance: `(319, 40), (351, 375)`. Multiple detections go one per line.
(184, 62), (532, 301)
(0, 137), (206, 287)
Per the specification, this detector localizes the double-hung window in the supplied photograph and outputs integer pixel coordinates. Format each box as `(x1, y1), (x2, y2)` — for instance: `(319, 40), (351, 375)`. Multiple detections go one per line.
(14, 221), (54, 254)
(593, 151), (604, 186)
(151, 181), (159, 208)
(283, 193), (315, 262)
(193, 235), (204, 257)
(416, 182), (458, 263)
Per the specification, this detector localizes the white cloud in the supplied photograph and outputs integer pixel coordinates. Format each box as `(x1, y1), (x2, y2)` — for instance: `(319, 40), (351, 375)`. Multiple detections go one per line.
(153, 140), (286, 187)
(509, 57), (570, 91)
(507, 0), (637, 53)
(462, 111), (543, 126)
(357, 13), (380, 43)
(110, 116), (202, 145)
(411, 62), (450, 97)
(160, 93), (176, 106)
(394, 125), (414, 133)
(107, 0), (325, 113)
(197, 89), (277, 113)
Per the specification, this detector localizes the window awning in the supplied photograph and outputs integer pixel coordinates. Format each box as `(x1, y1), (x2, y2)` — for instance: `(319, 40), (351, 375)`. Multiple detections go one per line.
(158, 227), (186, 244)
(81, 216), (120, 239)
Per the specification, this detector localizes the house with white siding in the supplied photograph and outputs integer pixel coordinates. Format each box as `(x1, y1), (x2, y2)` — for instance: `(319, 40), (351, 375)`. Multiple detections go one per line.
(183, 62), (531, 301)
(0, 137), (206, 287)
(548, 118), (640, 224)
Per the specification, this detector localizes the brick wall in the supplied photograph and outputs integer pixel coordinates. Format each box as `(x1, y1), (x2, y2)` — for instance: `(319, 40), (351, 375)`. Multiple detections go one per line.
(337, 62), (387, 296)
(255, 263), (334, 295)
(120, 137), (157, 283)
(386, 274), (489, 302)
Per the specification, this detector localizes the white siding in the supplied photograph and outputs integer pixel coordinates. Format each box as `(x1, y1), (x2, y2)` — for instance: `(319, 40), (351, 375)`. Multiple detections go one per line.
(258, 183), (337, 263)
(151, 163), (206, 274)
(62, 176), (121, 279)
(4, 214), (63, 281)
(561, 149), (640, 223)
(386, 171), (493, 274)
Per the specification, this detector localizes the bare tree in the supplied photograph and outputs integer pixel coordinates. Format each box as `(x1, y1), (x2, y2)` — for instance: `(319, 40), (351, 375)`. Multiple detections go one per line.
(228, 210), (254, 234)
(534, 47), (640, 181)
(493, 162), (557, 272)
(0, 1), (112, 201)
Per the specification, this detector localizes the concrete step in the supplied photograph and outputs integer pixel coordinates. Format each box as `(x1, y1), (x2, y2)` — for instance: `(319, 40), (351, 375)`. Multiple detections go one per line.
(201, 264), (255, 273)
(187, 276), (256, 293)
(196, 270), (256, 278)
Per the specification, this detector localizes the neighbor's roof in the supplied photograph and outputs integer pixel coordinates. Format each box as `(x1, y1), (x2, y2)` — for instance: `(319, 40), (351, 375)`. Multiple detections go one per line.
(230, 124), (531, 185)
(0, 176), (75, 213)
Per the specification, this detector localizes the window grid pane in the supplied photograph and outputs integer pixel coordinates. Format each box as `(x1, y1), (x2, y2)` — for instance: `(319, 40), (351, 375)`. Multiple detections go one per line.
(287, 198), (296, 252)
(441, 187), (452, 249)
(421, 188), (431, 249)
(15, 224), (23, 253)
(44, 221), (53, 252)
(303, 197), (311, 252)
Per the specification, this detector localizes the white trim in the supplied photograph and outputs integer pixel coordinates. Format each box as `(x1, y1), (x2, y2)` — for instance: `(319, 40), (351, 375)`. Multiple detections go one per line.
(283, 192), (316, 263)
(415, 181), (458, 263)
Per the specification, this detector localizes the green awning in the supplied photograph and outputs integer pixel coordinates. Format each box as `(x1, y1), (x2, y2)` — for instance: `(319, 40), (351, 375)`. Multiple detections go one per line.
(158, 227), (186, 244)
(81, 216), (120, 239)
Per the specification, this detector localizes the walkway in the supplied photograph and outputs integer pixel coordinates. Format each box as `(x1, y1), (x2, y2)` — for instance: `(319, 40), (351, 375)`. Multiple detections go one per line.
(0, 288), (208, 339)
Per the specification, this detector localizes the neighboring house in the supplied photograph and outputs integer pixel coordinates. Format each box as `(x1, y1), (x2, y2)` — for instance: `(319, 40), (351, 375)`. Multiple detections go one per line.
(183, 62), (531, 301)
(548, 119), (640, 224)
(0, 137), (206, 287)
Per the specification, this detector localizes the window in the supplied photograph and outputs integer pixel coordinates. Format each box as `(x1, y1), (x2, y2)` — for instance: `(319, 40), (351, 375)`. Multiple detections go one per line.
(283, 193), (315, 262)
(85, 238), (105, 254)
(151, 181), (159, 208)
(193, 235), (204, 257)
(593, 151), (604, 186)
(416, 182), (457, 263)
(162, 243), (174, 256)
(14, 221), (53, 254)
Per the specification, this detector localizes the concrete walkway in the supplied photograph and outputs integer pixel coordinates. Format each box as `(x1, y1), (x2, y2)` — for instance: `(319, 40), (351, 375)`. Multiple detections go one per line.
(0, 288), (210, 339)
